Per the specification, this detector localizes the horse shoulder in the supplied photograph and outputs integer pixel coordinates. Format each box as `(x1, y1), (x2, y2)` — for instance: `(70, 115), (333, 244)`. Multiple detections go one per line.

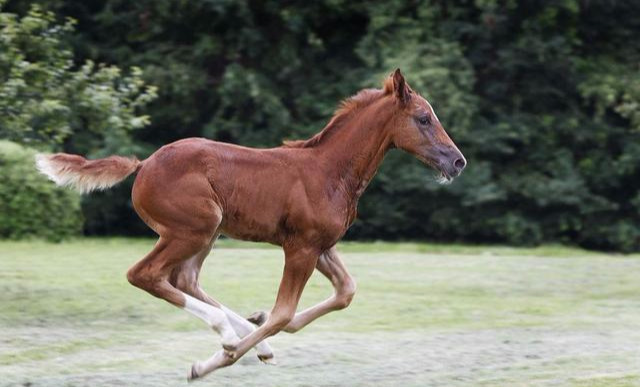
(281, 176), (351, 248)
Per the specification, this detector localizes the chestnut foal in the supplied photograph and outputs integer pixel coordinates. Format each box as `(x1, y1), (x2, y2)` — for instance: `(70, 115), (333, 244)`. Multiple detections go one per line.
(36, 69), (466, 380)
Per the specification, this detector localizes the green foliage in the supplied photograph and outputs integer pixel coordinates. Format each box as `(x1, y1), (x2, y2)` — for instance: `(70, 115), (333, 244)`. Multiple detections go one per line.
(0, 1), (157, 155)
(351, 0), (640, 252)
(3, 0), (640, 251)
(0, 140), (82, 241)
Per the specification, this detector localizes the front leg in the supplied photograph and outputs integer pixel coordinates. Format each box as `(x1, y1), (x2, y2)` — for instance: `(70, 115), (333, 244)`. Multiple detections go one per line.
(248, 246), (356, 333)
(190, 246), (319, 379)
(284, 247), (356, 332)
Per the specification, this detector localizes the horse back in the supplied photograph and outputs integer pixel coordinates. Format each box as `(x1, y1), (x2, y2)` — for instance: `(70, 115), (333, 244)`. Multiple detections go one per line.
(135, 138), (348, 247)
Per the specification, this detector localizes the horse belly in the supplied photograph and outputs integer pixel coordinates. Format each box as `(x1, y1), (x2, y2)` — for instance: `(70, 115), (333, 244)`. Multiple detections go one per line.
(218, 206), (284, 245)
(219, 222), (282, 245)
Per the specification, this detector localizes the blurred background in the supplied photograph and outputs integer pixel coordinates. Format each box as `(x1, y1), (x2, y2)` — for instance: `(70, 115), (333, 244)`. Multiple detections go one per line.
(1, 0), (639, 252)
(3, 3), (640, 386)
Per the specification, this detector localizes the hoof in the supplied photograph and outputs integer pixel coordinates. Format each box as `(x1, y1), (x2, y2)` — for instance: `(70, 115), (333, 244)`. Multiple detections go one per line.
(247, 311), (268, 326)
(220, 335), (240, 350)
(258, 353), (277, 365)
(222, 342), (236, 352)
(218, 325), (241, 349)
(222, 343), (237, 359)
(187, 363), (200, 382)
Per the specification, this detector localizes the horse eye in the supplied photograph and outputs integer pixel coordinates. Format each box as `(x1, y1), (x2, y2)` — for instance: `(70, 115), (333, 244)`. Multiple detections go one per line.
(417, 115), (430, 126)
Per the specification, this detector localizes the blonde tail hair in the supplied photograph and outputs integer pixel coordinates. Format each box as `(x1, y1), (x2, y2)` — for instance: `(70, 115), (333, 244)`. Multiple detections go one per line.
(35, 153), (141, 194)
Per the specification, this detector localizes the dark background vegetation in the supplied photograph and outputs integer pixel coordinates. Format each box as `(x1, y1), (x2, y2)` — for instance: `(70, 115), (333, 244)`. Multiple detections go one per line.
(2, 0), (639, 251)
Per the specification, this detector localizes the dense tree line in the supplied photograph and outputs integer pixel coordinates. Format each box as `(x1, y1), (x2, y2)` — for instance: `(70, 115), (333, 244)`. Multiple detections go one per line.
(3, 0), (640, 251)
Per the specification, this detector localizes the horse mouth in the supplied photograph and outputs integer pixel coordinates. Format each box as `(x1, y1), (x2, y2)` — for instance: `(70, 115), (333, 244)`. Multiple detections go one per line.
(417, 155), (454, 184)
(435, 170), (453, 185)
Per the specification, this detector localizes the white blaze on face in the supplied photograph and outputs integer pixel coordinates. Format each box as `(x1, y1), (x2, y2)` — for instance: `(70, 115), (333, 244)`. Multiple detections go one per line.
(425, 100), (440, 123)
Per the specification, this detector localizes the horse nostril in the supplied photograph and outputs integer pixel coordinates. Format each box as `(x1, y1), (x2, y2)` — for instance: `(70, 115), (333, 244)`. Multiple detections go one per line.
(454, 158), (466, 171)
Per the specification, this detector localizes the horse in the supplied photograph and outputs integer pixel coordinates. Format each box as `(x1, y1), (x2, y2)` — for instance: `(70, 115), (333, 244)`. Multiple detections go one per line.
(35, 69), (466, 380)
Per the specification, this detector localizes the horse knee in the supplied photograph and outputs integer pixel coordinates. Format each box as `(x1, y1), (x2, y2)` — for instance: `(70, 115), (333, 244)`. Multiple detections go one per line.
(334, 293), (354, 310)
(334, 278), (356, 310)
(269, 313), (294, 332)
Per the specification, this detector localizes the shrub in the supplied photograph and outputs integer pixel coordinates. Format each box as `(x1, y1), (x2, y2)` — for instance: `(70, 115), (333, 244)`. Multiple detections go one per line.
(0, 140), (82, 241)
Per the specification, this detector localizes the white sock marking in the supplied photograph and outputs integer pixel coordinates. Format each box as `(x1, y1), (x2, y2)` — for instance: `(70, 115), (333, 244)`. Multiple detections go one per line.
(183, 293), (238, 344)
(221, 305), (273, 356)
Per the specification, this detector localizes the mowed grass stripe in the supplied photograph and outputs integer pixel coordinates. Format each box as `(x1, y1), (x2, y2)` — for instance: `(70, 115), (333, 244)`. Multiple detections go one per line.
(1, 239), (639, 386)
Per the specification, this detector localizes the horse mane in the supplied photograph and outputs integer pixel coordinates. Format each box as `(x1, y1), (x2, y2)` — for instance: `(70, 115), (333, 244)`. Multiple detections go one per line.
(282, 79), (395, 149)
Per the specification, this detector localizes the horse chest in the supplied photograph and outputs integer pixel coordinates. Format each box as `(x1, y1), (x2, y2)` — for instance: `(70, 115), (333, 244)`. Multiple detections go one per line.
(304, 200), (356, 244)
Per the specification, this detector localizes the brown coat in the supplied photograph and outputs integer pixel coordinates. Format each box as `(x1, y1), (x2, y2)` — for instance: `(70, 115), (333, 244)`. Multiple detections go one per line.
(36, 69), (465, 379)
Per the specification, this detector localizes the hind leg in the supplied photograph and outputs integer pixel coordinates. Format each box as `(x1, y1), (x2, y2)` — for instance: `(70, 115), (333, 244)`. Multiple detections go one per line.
(126, 236), (239, 347)
(171, 239), (275, 366)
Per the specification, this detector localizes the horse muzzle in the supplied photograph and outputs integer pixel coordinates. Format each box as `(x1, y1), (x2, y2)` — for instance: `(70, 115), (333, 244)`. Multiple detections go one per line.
(433, 147), (466, 182)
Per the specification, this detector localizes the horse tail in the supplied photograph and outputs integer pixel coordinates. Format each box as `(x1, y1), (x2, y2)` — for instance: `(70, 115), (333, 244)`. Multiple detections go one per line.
(35, 153), (142, 194)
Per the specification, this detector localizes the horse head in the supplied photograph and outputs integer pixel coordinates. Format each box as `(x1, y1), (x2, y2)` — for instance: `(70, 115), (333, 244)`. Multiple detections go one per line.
(383, 69), (466, 183)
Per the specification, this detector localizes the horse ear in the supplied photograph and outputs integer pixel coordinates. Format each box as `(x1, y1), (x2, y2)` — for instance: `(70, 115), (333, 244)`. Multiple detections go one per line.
(392, 68), (410, 105)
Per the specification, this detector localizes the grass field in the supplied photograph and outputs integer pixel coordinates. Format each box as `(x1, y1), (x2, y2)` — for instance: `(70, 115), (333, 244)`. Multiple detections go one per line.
(1, 238), (640, 386)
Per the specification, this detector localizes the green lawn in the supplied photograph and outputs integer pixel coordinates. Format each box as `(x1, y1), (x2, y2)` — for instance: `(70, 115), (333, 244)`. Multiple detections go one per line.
(1, 238), (639, 386)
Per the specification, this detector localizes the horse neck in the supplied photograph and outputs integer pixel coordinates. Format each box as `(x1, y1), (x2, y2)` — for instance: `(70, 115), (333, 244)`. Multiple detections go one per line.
(315, 100), (394, 199)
